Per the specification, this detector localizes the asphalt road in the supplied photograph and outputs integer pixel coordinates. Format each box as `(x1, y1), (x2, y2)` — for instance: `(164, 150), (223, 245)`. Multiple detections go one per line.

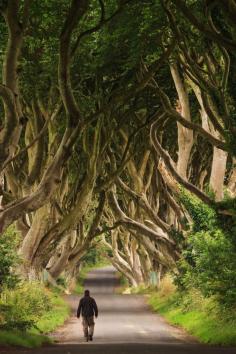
(2, 266), (235, 354)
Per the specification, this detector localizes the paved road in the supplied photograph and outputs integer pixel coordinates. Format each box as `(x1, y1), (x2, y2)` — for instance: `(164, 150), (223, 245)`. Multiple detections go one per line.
(2, 266), (235, 354)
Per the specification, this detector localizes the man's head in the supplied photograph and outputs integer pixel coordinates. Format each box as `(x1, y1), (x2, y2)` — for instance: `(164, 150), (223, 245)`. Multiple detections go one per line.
(84, 289), (90, 296)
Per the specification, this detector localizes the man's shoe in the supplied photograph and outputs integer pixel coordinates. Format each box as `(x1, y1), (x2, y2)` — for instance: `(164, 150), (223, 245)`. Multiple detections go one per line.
(89, 335), (93, 341)
(86, 336), (89, 342)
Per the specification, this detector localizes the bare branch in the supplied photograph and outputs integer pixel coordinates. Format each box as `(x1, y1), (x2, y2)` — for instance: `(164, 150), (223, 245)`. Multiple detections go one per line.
(153, 82), (227, 151)
(108, 191), (175, 245)
(1, 102), (62, 172)
(150, 118), (215, 206)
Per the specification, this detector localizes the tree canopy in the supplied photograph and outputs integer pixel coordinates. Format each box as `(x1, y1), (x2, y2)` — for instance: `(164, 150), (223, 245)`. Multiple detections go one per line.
(0, 0), (236, 309)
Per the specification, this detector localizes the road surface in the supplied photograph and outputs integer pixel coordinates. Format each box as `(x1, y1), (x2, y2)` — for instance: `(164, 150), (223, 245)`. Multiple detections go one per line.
(2, 266), (235, 354)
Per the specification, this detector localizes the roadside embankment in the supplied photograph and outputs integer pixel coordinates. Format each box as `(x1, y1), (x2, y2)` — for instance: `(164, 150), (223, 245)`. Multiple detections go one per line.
(148, 291), (236, 346)
(123, 275), (236, 346)
(0, 284), (70, 348)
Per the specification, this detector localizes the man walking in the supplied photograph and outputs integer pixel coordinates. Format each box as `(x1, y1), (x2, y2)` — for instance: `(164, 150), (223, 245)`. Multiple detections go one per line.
(77, 289), (98, 342)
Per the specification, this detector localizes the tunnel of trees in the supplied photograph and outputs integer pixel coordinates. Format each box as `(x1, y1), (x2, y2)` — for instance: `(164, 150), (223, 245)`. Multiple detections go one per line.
(0, 0), (236, 329)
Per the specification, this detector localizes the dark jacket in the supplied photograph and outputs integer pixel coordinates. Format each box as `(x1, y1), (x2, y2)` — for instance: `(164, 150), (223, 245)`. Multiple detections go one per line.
(77, 296), (98, 318)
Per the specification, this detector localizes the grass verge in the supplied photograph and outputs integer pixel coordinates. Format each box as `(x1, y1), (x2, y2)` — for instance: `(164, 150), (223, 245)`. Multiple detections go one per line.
(121, 275), (236, 346)
(148, 291), (236, 346)
(0, 291), (70, 348)
(0, 331), (50, 348)
(115, 273), (129, 294)
(33, 292), (70, 334)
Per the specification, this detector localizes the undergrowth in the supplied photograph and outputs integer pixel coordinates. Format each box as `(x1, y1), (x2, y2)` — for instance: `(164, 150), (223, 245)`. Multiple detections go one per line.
(146, 276), (236, 346)
(0, 285), (70, 348)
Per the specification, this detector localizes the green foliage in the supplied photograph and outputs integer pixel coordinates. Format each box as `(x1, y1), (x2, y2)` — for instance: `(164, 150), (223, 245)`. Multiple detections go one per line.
(226, 132), (236, 157)
(0, 282), (52, 331)
(0, 225), (69, 338)
(56, 276), (67, 288)
(0, 331), (51, 348)
(179, 189), (217, 232)
(148, 290), (236, 345)
(0, 226), (69, 339)
(0, 226), (20, 290)
(178, 189), (236, 308)
(180, 230), (236, 306)
(75, 254), (110, 295)
(32, 293), (70, 334)
(217, 197), (236, 217)
(81, 247), (99, 266)
(0, 291), (69, 348)
(169, 229), (185, 244)
(81, 242), (109, 266)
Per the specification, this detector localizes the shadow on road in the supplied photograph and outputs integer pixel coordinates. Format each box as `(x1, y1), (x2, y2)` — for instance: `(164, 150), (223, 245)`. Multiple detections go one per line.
(5, 343), (236, 354)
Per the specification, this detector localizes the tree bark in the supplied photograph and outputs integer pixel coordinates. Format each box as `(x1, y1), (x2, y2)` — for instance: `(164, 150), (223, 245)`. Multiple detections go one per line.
(191, 82), (227, 201)
(19, 204), (51, 271)
(48, 233), (73, 279)
(170, 63), (193, 179)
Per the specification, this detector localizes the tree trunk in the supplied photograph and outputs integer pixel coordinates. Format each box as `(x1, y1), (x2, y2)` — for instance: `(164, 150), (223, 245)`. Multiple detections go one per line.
(170, 63), (193, 179)
(19, 204), (50, 272)
(48, 238), (71, 280)
(210, 147), (227, 201)
(228, 158), (236, 197)
(191, 82), (227, 201)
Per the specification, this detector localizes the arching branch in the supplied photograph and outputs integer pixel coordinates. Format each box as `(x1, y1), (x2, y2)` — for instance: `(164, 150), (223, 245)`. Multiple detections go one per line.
(150, 118), (215, 206)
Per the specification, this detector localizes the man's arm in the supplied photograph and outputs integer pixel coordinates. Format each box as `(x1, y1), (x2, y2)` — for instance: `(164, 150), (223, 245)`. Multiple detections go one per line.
(92, 298), (98, 317)
(77, 299), (82, 318)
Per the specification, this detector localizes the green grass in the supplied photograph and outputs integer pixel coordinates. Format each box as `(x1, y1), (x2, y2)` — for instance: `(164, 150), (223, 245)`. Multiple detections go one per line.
(0, 331), (51, 348)
(33, 292), (70, 334)
(115, 273), (129, 294)
(148, 293), (236, 346)
(0, 292), (70, 348)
